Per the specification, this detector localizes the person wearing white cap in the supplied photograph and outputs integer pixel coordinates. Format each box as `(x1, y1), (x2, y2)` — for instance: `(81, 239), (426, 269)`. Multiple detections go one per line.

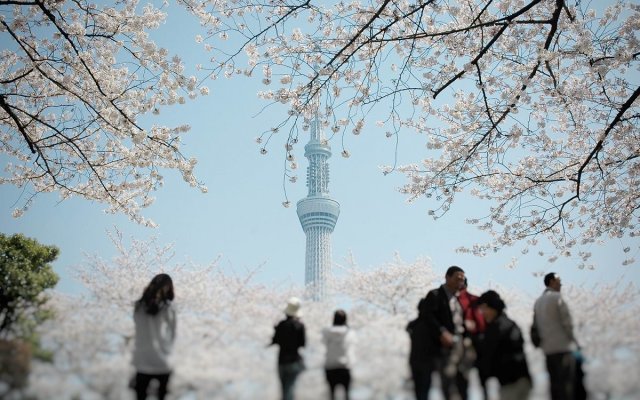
(271, 297), (306, 400)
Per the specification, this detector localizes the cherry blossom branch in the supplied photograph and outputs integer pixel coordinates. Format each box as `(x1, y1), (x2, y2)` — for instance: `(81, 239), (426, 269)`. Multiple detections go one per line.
(576, 85), (640, 199)
(0, 94), (36, 154)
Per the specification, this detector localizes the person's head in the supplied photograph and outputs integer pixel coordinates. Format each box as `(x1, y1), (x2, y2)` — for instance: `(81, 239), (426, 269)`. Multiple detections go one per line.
(544, 272), (562, 292)
(333, 309), (347, 326)
(477, 290), (506, 323)
(138, 273), (174, 315)
(284, 297), (302, 318)
(445, 266), (465, 292)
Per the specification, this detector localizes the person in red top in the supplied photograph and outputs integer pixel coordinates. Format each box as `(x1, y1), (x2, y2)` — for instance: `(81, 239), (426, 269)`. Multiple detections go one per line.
(458, 278), (488, 398)
(458, 279), (486, 335)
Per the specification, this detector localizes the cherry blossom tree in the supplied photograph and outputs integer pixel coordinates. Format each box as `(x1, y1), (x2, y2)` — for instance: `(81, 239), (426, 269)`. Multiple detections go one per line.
(565, 281), (640, 399)
(187, 0), (639, 263)
(4, 1), (636, 259)
(0, 0), (207, 225)
(25, 237), (640, 399)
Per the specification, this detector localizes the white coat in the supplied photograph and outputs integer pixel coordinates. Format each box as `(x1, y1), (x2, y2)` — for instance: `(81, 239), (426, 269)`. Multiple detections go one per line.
(132, 302), (177, 374)
(322, 325), (356, 370)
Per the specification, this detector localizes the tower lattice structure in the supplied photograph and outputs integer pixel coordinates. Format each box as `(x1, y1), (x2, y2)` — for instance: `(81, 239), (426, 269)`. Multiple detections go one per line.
(296, 118), (340, 301)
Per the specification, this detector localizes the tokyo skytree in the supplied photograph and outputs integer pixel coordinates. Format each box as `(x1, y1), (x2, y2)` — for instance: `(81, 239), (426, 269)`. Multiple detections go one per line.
(296, 117), (340, 301)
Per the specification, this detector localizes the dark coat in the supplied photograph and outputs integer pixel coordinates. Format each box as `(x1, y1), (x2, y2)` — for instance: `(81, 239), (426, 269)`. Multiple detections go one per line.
(271, 316), (306, 365)
(422, 285), (457, 355)
(407, 285), (458, 361)
(479, 312), (531, 385)
(407, 299), (430, 366)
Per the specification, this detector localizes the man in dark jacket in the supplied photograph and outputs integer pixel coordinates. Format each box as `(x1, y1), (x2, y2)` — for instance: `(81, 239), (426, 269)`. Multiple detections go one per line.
(418, 265), (468, 400)
(477, 290), (531, 400)
(271, 297), (306, 400)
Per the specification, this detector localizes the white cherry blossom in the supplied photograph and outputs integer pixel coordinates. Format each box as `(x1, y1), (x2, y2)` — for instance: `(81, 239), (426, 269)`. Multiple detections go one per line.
(185, 0), (639, 262)
(1, 0), (207, 225)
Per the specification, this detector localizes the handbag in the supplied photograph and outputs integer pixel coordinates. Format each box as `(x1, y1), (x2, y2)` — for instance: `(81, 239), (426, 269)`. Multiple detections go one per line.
(530, 313), (541, 347)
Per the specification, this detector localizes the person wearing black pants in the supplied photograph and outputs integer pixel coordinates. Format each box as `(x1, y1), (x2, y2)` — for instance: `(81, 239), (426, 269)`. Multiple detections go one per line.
(533, 273), (578, 400)
(131, 274), (177, 400)
(407, 298), (432, 400)
(416, 266), (468, 400)
(325, 368), (351, 400)
(322, 310), (356, 400)
(134, 372), (171, 400)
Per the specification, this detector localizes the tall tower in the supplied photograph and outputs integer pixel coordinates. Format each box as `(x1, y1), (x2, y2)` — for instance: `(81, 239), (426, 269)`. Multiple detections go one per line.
(296, 117), (340, 301)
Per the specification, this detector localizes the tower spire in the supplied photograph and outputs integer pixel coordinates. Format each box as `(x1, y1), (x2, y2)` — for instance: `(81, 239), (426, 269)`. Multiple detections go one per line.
(296, 103), (340, 301)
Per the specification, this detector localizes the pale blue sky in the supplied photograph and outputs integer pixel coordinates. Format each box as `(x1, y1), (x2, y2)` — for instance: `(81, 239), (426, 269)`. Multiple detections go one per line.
(1, 3), (637, 297)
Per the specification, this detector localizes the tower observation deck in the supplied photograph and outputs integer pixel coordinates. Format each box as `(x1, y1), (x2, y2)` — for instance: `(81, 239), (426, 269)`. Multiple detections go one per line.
(296, 118), (340, 301)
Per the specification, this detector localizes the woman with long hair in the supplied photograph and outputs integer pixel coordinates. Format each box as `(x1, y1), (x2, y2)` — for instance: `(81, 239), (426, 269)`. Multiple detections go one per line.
(131, 273), (176, 400)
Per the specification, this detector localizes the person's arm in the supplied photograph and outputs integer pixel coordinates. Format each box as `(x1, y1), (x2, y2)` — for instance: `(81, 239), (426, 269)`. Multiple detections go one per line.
(507, 321), (525, 352)
(158, 304), (176, 354)
(167, 304), (177, 344)
(270, 322), (281, 346)
(423, 289), (454, 347)
(557, 297), (576, 342)
(423, 290), (444, 334)
(347, 330), (357, 365)
(300, 323), (306, 347)
(479, 324), (498, 381)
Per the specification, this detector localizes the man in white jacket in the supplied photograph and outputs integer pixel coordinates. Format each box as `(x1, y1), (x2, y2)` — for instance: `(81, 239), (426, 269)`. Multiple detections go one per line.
(533, 272), (577, 400)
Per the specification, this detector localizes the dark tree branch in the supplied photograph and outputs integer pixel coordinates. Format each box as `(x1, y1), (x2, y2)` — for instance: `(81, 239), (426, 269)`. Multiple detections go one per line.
(576, 85), (640, 198)
(0, 94), (36, 154)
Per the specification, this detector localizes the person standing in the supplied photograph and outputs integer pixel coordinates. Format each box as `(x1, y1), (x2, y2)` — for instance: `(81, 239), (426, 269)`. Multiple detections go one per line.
(132, 273), (177, 400)
(458, 279), (486, 336)
(322, 309), (356, 400)
(421, 266), (468, 400)
(476, 290), (532, 400)
(533, 273), (577, 400)
(458, 279), (486, 398)
(407, 298), (431, 400)
(271, 297), (306, 400)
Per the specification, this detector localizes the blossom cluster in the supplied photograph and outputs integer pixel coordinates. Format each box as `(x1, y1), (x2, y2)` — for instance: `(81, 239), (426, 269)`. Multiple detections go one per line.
(0, 0), (209, 224)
